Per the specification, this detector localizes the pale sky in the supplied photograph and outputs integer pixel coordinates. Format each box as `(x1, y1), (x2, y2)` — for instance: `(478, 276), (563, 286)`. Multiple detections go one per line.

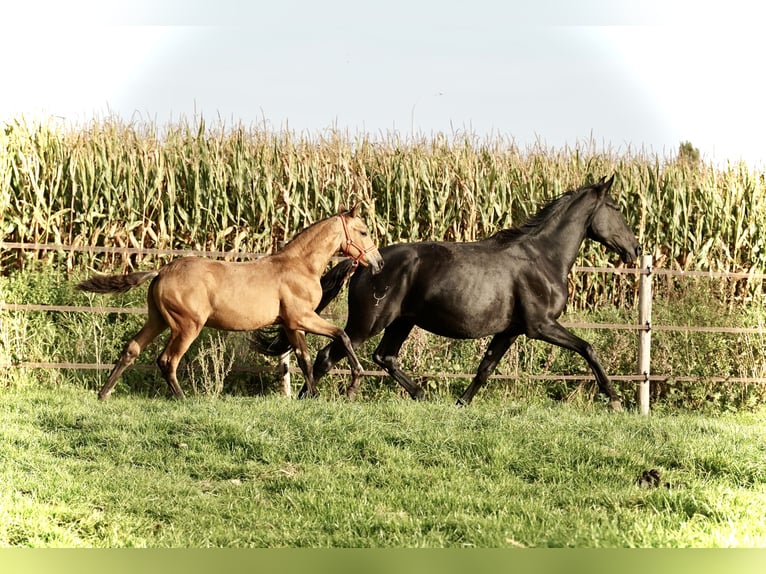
(2, 0), (765, 165)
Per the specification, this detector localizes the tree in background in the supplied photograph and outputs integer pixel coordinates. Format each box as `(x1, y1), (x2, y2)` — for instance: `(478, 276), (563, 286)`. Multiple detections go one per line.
(678, 140), (701, 163)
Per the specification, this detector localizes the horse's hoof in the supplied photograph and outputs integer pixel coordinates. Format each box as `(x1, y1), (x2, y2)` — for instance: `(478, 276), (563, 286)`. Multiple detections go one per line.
(609, 400), (623, 412)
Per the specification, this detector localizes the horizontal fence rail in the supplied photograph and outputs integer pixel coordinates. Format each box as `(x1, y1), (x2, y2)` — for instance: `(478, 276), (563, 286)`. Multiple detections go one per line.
(4, 305), (766, 335)
(6, 241), (766, 279)
(0, 241), (266, 260)
(3, 243), (766, 409)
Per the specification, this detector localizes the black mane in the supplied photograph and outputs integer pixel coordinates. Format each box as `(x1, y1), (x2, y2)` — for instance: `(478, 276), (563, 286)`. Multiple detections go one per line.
(488, 184), (588, 243)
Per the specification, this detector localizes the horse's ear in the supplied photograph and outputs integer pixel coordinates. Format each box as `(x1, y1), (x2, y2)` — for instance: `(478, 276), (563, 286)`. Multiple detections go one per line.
(597, 174), (615, 195)
(338, 204), (359, 216)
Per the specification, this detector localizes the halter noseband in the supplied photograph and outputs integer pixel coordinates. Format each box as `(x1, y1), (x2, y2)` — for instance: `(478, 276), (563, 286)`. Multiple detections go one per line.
(339, 213), (375, 267)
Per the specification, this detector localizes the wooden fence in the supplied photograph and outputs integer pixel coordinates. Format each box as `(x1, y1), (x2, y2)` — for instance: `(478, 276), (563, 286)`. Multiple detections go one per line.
(2, 242), (766, 413)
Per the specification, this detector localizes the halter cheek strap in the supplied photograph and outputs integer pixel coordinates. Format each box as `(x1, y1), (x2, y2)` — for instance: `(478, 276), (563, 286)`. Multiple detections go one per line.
(339, 214), (376, 267)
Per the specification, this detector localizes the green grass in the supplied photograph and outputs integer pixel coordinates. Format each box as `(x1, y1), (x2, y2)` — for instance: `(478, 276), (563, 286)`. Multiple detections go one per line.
(1, 385), (764, 547)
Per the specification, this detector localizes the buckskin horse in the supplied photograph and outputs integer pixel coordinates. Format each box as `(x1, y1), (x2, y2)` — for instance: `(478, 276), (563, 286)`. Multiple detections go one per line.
(78, 205), (383, 400)
(254, 176), (641, 411)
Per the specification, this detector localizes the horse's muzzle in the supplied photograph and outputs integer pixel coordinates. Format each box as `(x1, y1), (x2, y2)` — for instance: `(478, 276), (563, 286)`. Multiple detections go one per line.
(367, 251), (384, 274)
(621, 244), (642, 264)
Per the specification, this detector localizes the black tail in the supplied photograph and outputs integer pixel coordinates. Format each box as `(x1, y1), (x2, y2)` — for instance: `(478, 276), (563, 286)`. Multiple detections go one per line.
(77, 271), (158, 294)
(252, 259), (356, 356)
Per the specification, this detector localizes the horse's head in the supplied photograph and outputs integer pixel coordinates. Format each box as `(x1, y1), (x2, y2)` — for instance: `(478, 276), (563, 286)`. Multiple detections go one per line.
(587, 175), (642, 264)
(338, 204), (384, 273)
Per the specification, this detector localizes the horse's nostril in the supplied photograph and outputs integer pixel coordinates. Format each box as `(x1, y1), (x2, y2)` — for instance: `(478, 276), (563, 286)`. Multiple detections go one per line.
(636, 245), (643, 256)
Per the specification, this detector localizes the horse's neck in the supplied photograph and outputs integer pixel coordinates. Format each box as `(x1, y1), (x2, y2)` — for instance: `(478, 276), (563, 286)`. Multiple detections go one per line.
(536, 194), (595, 275)
(280, 218), (341, 275)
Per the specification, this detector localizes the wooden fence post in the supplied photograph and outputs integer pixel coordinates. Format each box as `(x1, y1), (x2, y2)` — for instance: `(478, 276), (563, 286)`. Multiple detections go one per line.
(279, 352), (291, 397)
(637, 254), (653, 415)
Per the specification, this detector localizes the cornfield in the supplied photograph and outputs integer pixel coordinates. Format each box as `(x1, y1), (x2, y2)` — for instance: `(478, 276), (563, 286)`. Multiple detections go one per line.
(2, 115), (766, 306)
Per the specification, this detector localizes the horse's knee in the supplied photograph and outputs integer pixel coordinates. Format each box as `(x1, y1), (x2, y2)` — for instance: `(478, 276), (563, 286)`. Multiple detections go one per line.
(157, 354), (171, 374)
(121, 340), (141, 362)
(314, 345), (331, 364)
(312, 351), (331, 379)
(373, 352), (395, 370)
(582, 343), (599, 363)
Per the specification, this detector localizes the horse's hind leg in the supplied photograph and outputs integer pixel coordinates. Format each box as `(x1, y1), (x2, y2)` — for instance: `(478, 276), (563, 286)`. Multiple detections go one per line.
(156, 319), (203, 399)
(372, 319), (423, 400)
(457, 333), (517, 406)
(306, 338), (348, 398)
(99, 314), (167, 401)
(310, 308), (378, 399)
(284, 329), (317, 398)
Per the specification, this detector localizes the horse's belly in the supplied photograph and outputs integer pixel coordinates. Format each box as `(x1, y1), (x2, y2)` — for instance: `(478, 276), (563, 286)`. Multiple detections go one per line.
(205, 300), (280, 331)
(412, 291), (512, 338)
(416, 310), (506, 339)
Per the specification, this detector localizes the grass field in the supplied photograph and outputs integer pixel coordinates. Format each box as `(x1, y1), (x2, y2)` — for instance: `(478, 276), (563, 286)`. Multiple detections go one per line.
(1, 385), (764, 548)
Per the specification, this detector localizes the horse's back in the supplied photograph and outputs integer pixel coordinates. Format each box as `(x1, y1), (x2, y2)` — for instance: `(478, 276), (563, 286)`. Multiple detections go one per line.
(151, 257), (284, 330)
(371, 240), (516, 287)
(158, 256), (278, 284)
(347, 240), (522, 339)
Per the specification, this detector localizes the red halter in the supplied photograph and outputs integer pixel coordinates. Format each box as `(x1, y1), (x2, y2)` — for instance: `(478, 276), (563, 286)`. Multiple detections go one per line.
(339, 214), (375, 267)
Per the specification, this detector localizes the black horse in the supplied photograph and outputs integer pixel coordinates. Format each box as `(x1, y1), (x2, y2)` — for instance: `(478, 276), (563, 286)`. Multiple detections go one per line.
(255, 175), (641, 410)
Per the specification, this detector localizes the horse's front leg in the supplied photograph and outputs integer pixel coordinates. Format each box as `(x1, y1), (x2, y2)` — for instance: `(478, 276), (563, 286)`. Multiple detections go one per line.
(531, 320), (622, 412)
(291, 313), (365, 397)
(311, 339), (348, 391)
(371, 319), (424, 400)
(457, 332), (517, 406)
